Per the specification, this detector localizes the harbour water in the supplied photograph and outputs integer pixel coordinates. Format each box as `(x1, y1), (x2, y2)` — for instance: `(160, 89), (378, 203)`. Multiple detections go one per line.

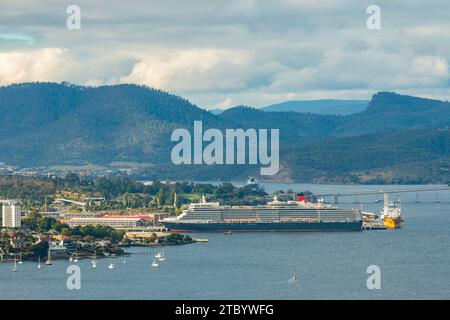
(1, 184), (449, 299)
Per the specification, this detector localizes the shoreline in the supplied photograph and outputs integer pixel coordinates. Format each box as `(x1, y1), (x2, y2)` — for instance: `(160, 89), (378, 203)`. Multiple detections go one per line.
(0, 241), (198, 263)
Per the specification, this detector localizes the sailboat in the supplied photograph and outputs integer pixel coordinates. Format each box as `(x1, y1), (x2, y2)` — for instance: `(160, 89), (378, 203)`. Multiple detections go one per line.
(73, 250), (79, 262)
(37, 256), (41, 269)
(108, 263), (115, 269)
(155, 251), (162, 259)
(288, 271), (298, 283)
(12, 258), (17, 272)
(45, 248), (52, 266)
(151, 258), (159, 268)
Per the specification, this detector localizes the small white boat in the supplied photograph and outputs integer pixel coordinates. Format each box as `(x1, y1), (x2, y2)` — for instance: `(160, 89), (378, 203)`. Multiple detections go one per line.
(45, 249), (52, 266)
(155, 251), (162, 259)
(246, 176), (258, 185)
(92, 262), (97, 269)
(151, 260), (159, 268)
(73, 258), (79, 263)
(123, 260), (127, 264)
(157, 249), (166, 262)
(108, 263), (115, 269)
(288, 271), (298, 283)
(69, 257), (73, 262)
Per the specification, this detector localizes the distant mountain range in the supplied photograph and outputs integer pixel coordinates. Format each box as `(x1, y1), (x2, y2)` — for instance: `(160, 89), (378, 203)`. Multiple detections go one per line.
(261, 99), (368, 115)
(209, 99), (368, 115)
(0, 82), (449, 184)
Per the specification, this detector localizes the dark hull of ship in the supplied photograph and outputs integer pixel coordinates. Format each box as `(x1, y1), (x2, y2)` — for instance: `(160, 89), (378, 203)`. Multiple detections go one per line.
(162, 221), (362, 232)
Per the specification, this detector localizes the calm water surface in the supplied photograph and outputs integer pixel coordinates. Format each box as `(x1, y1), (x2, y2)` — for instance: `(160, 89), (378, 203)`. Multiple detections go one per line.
(1, 184), (449, 299)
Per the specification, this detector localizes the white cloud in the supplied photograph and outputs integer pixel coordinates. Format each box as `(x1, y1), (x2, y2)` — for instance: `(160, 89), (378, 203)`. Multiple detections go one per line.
(120, 49), (251, 93)
(1, 0), (450, 105)
(0, 48), (70, 85)
(411, 56), (448, 79)
(215, 97), (234, 108)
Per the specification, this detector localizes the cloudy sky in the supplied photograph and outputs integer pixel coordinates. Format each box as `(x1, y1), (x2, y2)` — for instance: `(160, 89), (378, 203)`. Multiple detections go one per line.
(0, 0), (449, 108)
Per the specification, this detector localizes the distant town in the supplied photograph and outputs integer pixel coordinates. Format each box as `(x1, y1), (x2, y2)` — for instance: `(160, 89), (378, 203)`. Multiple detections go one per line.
(0, 161), (149, 180)
(0, 172), (266, 263)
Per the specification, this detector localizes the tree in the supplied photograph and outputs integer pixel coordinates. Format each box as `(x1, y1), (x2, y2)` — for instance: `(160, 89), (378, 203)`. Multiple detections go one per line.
(61, 228), (72, 237)
(156, 188), (166, 206)
(64, 173), (80, 188)
(38, 217), (57, 232)
(51, 221), (70, 233)
(30, 241), (49, 258)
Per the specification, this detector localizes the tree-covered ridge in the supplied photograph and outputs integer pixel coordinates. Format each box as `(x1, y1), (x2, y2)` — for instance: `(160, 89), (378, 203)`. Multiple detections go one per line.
(0, 82), (449, 183)
(283, 128), (450, 184)
(0, 82), (219, 166)
(0, 174), (268, 212)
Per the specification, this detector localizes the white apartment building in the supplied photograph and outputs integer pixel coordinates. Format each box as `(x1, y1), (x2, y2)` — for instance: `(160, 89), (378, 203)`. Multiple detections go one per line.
(1, 200), (21, 228)
(67, 216), (146, 229)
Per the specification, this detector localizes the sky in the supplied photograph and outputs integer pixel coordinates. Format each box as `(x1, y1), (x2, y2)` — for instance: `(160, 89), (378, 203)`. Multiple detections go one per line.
(0, 0), (449, 109)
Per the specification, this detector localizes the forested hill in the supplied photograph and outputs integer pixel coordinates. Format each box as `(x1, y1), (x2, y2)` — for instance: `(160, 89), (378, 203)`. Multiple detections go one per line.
(0, 82), (219, 166)
(0, 82), (449, 183)
(334, 92), (450, 136)
(221, 92), (450, 138)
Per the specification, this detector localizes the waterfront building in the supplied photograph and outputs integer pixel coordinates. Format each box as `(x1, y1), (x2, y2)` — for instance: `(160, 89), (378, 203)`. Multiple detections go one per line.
(125, 231), (170, 241)
(49, 244), (69, 257)
(67, 216), (147, 229)
(1, 200), (21, 228)
(59, 239), (78, 254)
(9, 238), (28, 249)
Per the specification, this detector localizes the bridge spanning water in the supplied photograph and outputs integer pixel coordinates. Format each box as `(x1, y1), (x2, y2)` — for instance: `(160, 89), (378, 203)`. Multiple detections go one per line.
(267, 185), (450, 204)
(316, 186), (450, 203)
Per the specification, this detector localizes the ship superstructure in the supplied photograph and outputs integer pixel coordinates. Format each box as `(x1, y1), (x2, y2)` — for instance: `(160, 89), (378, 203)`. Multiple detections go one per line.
(381, 193), (402, 229)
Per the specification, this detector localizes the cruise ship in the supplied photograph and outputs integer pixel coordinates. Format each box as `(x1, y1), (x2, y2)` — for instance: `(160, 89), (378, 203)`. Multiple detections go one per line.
(161, 195), (362, 232)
